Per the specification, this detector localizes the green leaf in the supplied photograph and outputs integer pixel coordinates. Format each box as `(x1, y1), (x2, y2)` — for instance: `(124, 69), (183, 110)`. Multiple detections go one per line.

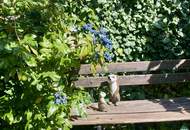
(5, 110), (14, 124)
(26, 111), (32, 121)
(41, 71), (61, 82)
(47, 105), (58, 118)
(98, 0), (107, 4)
(79, 46), (91, 59)
(40, 38), (53, 48)
(24, 55), (37, 67)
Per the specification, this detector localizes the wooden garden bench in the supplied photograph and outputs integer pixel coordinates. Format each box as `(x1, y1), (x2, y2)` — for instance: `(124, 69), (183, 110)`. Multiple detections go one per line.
(72, 59), (190, 126)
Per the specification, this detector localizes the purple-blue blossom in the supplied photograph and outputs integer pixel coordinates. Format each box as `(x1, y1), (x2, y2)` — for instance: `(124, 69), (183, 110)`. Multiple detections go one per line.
(104, 52), (112, 61)
(82, 23), (93, 31)
(82, 24), (99, 35)
(82, 24), (113, 60)
(101, 36), (112, 50)
(54, 93), (60, 98)
(55, 98), (61, 104)
(54, 92), (67, 105)
(89, 29), (98, 35)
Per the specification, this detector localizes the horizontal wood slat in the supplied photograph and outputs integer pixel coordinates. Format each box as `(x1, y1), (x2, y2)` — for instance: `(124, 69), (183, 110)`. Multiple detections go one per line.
(86, 97), (190, 115)
(72, 97), (190, 125)
(79, 59), (190, 75)
(72, 111), (190, 125)
(74, 72), (190, 88)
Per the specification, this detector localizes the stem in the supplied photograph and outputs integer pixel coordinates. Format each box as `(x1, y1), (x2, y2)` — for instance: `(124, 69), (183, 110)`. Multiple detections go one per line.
(14, 20), (21, 42)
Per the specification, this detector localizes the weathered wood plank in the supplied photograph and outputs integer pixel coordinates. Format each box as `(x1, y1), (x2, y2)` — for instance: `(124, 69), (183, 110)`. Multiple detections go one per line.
(72, 111), (190, 125)
(71, 97), (190, 125)
(86, 97), (190, 115)
(74, 72), (190, 88)
(79, 59), (190, 75)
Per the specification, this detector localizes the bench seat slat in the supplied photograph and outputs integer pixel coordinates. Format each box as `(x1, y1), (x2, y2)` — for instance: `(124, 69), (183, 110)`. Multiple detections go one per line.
(72, 111), (190, 125)
(79, 59), (190, 75)
(87, 97), (190, 115)
(71, 97), (190, 125)
(75, 72), (190, 88)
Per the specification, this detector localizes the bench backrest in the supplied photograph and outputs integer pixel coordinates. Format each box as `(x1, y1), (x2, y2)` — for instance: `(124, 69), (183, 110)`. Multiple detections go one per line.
(74, 59), (190, 88)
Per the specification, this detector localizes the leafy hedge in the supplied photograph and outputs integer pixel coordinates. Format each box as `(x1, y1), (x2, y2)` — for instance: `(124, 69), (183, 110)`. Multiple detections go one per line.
(88, 0), (190, 61)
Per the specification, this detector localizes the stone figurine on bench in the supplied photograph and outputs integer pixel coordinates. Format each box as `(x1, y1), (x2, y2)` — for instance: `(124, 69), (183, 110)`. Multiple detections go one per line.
(98, 74), (120, 112)
(108, 74), (120, 106)
(98, 91), (107, 112)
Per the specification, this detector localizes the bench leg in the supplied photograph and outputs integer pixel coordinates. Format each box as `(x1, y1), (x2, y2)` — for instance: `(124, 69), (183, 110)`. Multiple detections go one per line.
(96, 125), (102, 130)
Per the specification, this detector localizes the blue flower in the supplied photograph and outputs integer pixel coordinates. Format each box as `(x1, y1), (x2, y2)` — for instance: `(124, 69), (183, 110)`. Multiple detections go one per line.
(101, 36), (112, 45)
(54, 92), (67, 105)
(60, 96), (67, 104)
(82, 24), (113, 50)
(54, 93), (60, 98)
(104, 52), (112, 61)
(55, 98), (62, 104)
(89, 29), (98, 35)
(82, 23), (92, 31)
(101, 36), (112, 50)
(105, 43), (113, 50)
(82, 23), (100, 35)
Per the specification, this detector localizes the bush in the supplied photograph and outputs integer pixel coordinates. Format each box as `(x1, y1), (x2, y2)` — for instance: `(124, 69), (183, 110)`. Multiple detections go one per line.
(0, 0), (113, 129)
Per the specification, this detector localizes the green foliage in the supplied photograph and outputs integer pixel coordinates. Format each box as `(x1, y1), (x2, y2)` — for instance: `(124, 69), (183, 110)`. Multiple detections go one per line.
(87, 0), (190, 61)
(76, 0), (190, 129)
(1, 0), (190, 129)
(0, 0), (108, 129)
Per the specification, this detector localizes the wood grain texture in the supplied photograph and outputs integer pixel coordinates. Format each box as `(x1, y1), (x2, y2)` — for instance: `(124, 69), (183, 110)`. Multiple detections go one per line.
(72, 111), (190, 125)
(79, 59), (190, 75)
(71, 97), (190, 125)
(74, 72), (190, 88)
(86, 97), (190, 115)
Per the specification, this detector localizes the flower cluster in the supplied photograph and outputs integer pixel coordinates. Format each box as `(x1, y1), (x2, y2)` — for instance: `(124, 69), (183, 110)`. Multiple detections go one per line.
(103, 52), (112, 61)
(100, 35), (112, 50)
(82, 24), (113, 61)
(54, 92), (67, 105)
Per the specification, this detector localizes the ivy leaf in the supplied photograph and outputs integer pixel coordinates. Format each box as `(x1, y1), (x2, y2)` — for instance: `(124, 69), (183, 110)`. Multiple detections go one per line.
(153, 22), (162, 29)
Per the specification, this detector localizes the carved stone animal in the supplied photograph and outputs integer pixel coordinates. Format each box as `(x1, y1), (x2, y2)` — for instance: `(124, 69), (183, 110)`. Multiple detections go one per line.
(98, 92), (107, 112)
(108, 74), (120, 106)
